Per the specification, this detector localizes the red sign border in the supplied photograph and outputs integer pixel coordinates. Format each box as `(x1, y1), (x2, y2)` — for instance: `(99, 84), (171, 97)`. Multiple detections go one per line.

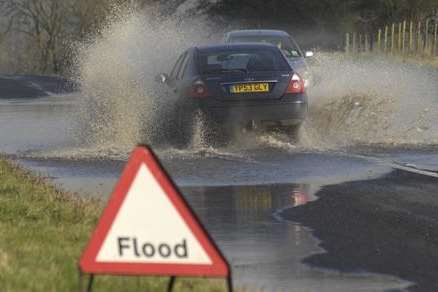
(80, 145), (229, 277)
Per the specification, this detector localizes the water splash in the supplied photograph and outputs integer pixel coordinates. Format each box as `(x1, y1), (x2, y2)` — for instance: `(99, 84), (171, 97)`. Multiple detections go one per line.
(61, 10), (438, 162)
(305, 53), (438, 147)
(73, 8), (217, 154)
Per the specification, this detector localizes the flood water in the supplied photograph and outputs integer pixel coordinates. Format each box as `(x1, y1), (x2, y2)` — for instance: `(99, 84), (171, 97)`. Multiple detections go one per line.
(5, 94), (437, 290)
(1, 8), (438, 289)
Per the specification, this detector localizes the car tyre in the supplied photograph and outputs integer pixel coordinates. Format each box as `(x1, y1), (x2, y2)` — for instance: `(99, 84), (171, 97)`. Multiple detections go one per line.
(203, 116), (231, 147)
(283, 124), (301, 141)
(173, 107), (194, 149)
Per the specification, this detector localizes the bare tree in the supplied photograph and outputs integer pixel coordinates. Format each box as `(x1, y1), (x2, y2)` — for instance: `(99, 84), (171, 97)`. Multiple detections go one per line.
(71, 0), (114, 40)
(0, 0), (73, 73)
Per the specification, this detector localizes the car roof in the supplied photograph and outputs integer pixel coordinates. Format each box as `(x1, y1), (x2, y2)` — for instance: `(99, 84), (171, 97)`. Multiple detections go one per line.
(226, 29), (290, 37)
(195, 43), (280, 53)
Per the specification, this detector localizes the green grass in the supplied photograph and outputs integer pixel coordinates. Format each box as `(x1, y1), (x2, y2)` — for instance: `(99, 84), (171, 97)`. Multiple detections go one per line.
(0, 158), (227, 292)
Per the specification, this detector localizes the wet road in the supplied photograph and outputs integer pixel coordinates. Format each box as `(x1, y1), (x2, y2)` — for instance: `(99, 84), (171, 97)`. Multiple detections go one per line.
(2, 90), (438, 291)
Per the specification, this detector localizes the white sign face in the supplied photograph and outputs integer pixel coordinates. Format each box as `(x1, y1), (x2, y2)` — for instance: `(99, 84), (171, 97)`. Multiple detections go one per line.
(80, 146), (229, 277)
(96, 164), (212, 265)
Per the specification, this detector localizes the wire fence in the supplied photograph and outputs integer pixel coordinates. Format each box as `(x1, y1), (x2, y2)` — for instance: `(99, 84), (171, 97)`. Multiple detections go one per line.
(345, 18), (438, 56)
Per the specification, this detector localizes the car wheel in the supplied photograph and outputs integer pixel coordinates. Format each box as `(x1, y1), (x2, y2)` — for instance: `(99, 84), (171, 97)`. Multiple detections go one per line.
(203, 116), (231, 147)
(283, 124), (301, 141)
(173, 107), (194, 149)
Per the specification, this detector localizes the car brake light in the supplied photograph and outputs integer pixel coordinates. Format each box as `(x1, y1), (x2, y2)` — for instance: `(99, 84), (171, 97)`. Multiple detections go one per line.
(285, 73), (305, 94)
(189, 80), (209, 98)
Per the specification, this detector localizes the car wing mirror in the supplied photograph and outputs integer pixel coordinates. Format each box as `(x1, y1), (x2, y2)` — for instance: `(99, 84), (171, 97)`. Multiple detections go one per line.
(305, 51), (314, 58)
(155, 73), (169, 84)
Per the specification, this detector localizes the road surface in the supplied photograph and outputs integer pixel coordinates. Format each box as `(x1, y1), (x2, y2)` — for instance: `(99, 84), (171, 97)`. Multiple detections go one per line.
(1, 76), (438, 291)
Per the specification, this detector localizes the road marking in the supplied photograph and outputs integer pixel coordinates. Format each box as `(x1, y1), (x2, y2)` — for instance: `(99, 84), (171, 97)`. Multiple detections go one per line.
(390, 162), (438, 178)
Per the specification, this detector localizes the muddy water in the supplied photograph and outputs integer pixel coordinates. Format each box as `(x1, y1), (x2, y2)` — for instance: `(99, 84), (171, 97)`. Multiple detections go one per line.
(1, 7), (438, 290)
(0, 95), (77, 153)
(3, 94), (429, 290)
(73, 10), (438, 153)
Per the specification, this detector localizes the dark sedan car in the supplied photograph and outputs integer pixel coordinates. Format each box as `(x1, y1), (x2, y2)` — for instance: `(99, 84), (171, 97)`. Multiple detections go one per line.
(224, 30), (314, 88)
(156, 43), (308, 147)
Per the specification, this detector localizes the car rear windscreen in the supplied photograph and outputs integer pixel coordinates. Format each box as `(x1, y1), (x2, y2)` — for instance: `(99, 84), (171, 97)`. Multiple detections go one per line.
(198, 48), (290, 74)
(229, 36), (302, 58)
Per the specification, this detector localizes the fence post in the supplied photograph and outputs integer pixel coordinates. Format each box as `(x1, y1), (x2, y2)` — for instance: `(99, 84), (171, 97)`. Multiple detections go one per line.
(345, 19), (438, 57)
(377, 28), (382, 52)
(402, 20), (407, 54)
(352, 32), (357, 53)
(391, 23), (395, 53)
(365, 34), (370, 52)
(417, 21), (422, 53)
(432, 22), (438, 55)
(398, 22), (402, 52)
(409, 21), (414, 53)
(345, 32), (350, 53)
(425, 19), (430, 55)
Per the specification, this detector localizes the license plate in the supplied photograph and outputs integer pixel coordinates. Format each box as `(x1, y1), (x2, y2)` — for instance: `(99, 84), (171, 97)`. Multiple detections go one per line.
(230, 83), (269, 93)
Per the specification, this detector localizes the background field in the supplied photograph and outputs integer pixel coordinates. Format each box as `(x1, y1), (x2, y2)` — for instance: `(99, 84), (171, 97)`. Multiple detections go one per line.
(0, 0), (437, 75)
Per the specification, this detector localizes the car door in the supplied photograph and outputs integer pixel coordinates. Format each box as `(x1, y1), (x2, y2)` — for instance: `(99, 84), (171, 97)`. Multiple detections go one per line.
(157, 53), (184, 101)
(285, 36), (309, 73)
(168, 51), (189, 98)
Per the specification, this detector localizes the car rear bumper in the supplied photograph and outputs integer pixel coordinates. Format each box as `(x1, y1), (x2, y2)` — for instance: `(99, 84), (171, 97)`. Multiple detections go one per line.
(195, 94), (308, 125)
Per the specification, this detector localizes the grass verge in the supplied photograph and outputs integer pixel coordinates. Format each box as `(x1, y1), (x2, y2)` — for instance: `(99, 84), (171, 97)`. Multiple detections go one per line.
(0, 158), (226, 292)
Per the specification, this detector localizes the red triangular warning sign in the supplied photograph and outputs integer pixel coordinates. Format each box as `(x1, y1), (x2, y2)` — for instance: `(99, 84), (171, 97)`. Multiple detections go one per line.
(80, 146), (229, 277)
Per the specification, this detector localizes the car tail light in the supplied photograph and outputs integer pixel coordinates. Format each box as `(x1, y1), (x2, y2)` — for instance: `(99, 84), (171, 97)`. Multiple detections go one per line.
(285, 73), (305, 94)
(189, 80), (209, 98)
